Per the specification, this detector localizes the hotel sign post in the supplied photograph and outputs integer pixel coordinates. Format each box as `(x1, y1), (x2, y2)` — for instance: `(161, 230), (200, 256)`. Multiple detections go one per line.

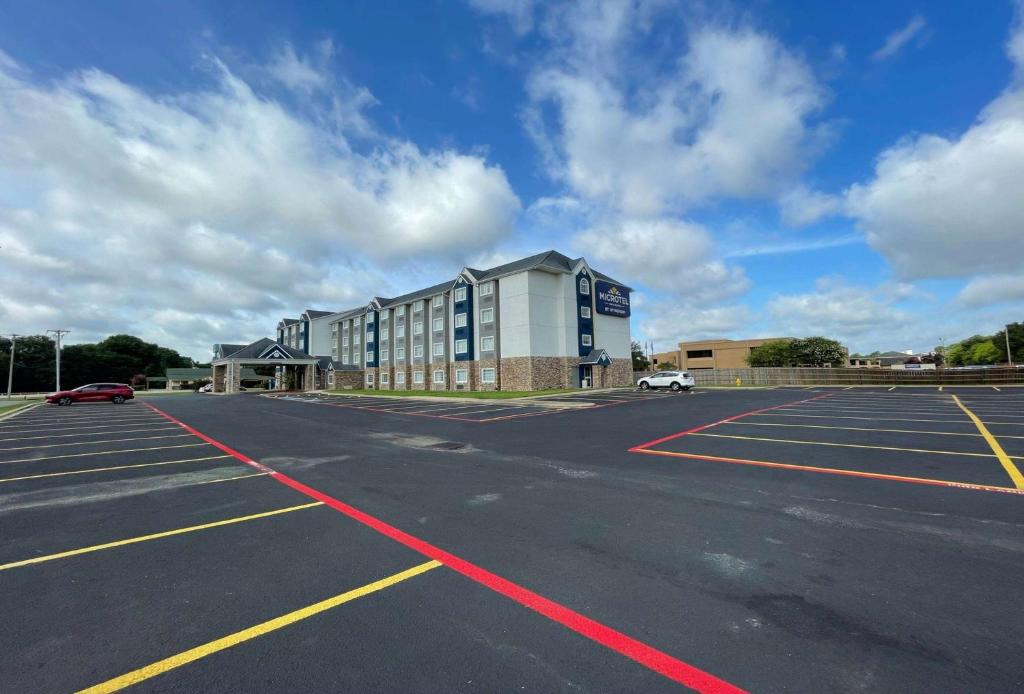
(594, 280), (631, 317)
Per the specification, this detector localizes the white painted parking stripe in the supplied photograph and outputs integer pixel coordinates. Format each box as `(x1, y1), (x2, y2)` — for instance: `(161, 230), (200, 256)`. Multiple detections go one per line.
(0, 433), (194, 451)
(0, 443), (211, 465)
(0, 420), (168, 434)
(0, 426), (180, 442)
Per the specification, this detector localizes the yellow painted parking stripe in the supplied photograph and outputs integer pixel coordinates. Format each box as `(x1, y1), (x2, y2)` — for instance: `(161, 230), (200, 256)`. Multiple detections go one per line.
(0, 433), (192, 452)
(691, 432), (1007, 458)
(0, 426), (179, 443)
(723, 421), (1007, 438)
(77, 560), (441, 694)
(0, 502), (323, 571)
(0, 455), (232, 484)
(953, 395), (1024, 489)
(753, 412), (1024, 426)
(0, 443), (210, 465)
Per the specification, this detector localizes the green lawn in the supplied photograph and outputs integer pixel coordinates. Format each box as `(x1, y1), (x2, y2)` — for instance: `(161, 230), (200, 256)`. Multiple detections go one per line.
(0, 400), (41, 416)
(324, 388), (583, 400)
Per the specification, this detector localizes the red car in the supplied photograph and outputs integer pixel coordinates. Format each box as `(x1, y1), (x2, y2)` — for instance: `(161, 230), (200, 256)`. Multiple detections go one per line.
(46, 383), (135, 406)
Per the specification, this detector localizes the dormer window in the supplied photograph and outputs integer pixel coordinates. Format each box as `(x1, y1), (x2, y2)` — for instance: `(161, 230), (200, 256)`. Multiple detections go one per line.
(579, 278), (590, 295)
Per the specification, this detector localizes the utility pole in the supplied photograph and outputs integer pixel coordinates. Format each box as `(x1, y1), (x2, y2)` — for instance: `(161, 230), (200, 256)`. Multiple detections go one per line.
(46, 329), (70, 392)
(1007, 324), (1014, 368)
(6, 334), (21, 399)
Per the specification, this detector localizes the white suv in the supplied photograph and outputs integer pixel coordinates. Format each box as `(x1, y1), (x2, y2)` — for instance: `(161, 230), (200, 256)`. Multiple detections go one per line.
(637, 371), (695, 392)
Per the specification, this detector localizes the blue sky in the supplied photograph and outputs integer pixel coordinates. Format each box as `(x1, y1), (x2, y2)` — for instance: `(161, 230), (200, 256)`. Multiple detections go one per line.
(1, 0), (1022, 360)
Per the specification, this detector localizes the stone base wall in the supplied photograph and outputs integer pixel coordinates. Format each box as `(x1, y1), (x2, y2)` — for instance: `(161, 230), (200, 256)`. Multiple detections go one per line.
(476, 357), (499, 391)
(410, 363), (428, 390)
(376, 365), (394, 390)
(606, 358), (633, 388)
(500, 357), (577, 391)
(393, 364), (410, 390)
(364, 366), (377, 390)
(331, 370), (364, 390)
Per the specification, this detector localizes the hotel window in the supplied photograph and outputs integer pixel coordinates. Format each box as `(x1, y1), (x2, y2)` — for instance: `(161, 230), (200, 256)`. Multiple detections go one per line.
(480, 307), (494, 324)
(433, 295), (443, 308)
(342, 354), (349, 365)
(366, 350), (373, 362)
(381, 348), (389, 361)
(454, 286), (467, 302)
(342, 336), (349, 346)
(353, 333), (360, 346)
(579, 278), (590, 295)
(396, 347), (405, 361)
(397, 306), (405, 316)
(481, 335), (494, 352)
(455, 369), (468, 385)
(354, 353), (361, 364)
(381, 308), (390, 319)
(433, 342), (444, 356)
(481, 367), (496, 384)
(414, 371), (424, 384)
(433, 369), (445, 384)
(414, 300), (424, 312)
(414, 344), (423, 358)
(381, 326), (389, 339)
(366, 373), (374, 385)
(366, 330), (374, 343)
(433, 317), (443, 332)
(395, 372), (405, 385)
(367, 313), (375, 324)
(455, 339), (467, 354)
(413, 321), (423, 335)
(396, 324), (405, 338)
(480, 281), (493, 296)
(332, 324), (338, 334)
(455, 313), (467, 328)
(331, 347), (338, 357)
(580, 306), (591, 319)
(380, 373), (389, 385)
(582, 334), (593, 347)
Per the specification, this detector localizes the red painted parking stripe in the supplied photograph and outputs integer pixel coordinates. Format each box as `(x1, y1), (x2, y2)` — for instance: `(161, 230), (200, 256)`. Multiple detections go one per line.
(628, 392), (834, 452)
(142, 402), (745, 693)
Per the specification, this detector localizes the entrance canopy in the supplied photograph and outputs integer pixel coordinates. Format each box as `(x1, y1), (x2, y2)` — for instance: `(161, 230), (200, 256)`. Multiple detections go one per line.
(579, 348), (612, 366)
(211, 338), (317, 394)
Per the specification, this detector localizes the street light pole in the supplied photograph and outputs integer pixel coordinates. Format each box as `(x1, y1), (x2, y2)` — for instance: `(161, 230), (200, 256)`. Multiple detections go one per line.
(6, 334), (20, 400)
(1007, 324), (1014, 368)
(46, 329), (70, 392)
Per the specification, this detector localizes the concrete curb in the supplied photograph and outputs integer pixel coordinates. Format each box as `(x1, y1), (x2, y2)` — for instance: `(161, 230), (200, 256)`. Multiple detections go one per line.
(292, 390), (599, 409)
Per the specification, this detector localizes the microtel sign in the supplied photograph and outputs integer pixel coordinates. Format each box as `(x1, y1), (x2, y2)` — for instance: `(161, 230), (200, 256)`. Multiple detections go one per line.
(594, 280), (631, 317)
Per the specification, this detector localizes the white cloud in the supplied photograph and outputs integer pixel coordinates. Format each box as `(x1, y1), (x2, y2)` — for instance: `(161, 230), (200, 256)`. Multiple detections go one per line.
(872, 16), (928, 61)
(846, 14), (1024, 280)
(574, 218), (750, 299)
(0, 48), (520, 359)
(778, 185), (842, 227)
(266, 41), (332, 93)
(467, 0), (538, 35)
(639, 303), (754, 350)
(767, 277), (907, 341)
(955, 274), (1024, 307)
(526, 23), (830, 217)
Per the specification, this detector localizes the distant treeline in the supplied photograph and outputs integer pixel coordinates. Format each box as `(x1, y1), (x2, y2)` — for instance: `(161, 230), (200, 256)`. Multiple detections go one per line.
(0, 334), (195, 393)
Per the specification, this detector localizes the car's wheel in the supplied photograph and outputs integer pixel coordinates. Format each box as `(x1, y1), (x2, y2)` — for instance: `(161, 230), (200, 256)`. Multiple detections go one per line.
(58, 397), (72, 406)
(639, 381), (650, 390)
(112, 395), (125, 404)
(670, 381), (683, 392)
(682, 386), (692, 391)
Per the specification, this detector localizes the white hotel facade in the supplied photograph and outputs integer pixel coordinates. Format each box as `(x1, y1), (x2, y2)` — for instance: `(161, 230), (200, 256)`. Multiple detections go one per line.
(277, 250), (634, 392)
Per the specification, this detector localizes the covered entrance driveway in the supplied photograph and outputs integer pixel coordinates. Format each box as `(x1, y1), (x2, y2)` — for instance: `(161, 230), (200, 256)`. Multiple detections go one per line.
(578, 348), (612, 388)
(211, 338), (318, 394)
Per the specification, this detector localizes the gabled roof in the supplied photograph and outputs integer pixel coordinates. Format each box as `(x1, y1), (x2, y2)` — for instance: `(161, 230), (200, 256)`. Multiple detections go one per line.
(221, 338), (313, 361)
(329, 306), (367, 322)
(213, 343), (246, 359)
(303, 309), (333, 320)
(379, 279), (452, 309)
(580, 348), (612, 366)
(277, 318), (300, 328)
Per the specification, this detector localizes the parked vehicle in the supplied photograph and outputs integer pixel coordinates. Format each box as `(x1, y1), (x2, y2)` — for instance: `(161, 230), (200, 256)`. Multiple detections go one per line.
(45, 383), (135, 406)
(197, 383), (213, 393)
(636, 371), (695, 392)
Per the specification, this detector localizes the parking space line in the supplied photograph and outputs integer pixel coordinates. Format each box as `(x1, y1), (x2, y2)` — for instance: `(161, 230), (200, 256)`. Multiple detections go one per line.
(631, 448), (1024, 495)
(691, 432), (1004, 458)
(0, 502), (323, 571)
(0, 426), (180, 443)
(78, 560), (442, 694)
(192, 472), (270, 485)
(0, 455), (233, 484)
(888, 386), (896, 391)
(0, 433), (194, 452)
(0, 443), (210, 465)
(722, 421), (1002, 438)
(0, 417), (164, 432)
(144, 401), (744, 693)
(953, 395), (1024, 489)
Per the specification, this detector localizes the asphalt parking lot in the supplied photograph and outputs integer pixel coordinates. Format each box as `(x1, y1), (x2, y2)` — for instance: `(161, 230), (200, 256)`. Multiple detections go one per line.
(2, 387), (1023, 692)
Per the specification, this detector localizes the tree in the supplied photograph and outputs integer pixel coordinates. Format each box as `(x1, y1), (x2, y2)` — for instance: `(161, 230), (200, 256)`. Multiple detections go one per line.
(658, 360), (678, 370)
(993, 322), (1024, 364)
(791, 337), (847, 367)
(968, 340), (1001, 365)
(747, 340), (794, 367)
(0, 335), (56, 392)
(631, 341), (650, 371)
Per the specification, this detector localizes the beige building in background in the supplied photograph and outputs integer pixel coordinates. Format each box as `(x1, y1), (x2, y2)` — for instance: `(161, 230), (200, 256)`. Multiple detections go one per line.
(652, 338), (793, 370)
